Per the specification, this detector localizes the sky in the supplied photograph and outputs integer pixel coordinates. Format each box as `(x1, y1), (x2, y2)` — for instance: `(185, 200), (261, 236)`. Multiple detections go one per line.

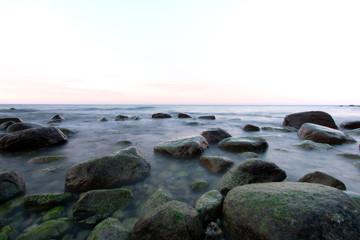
(0, 0), (359, 105)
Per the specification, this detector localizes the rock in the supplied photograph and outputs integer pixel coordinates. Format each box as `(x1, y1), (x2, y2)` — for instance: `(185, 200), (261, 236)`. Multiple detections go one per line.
(186, 121), (199, 126)
(261, 126), (298, 132)
(9, 108), (16, 111)
(57, 128), (76, 137)
(65, 147), (150, 192)
(116, 140), (132, 146)
(49, 114), (64, 123)
(0, 225), (18, 240)
(222, 182), (360, 240)
(298, 123), (356, 145)
(218, 159), (287, 194)
(194, 190), (223, 224)
(0, 118), (22, 125)
(218, 136), (269, 153)
(283, 111), (338, 129)
(22, 192), (72, 211)
(345, 129), (360, 136)
(344, 191), (360, 207)
(42, 206), (65, 221)
(152, 113), (171, 118)
(0, 127), (68, 152)
(238, 152), (259, 159)
(178, 113), (192, 118)
(0, 170), (26, 204)
(201, 128), (232, 143)
(7, 122), (44, 133)
(0, 121), (15, 131)
(298, 171), (346, 190)
(16, 218), (73, 240)
(190, 180), (209, 191)
(72, 188), (133, 226)
(122, 217), (139, 232)
(243, 124), (260, 132)
(337, 153), (360, 159)
(115, 115), (129, 121)
(40, 165), (66, 175)
(99, 117), (108, 121)
(292, 140), (333, 150)
(154, 135), (208, 158)
(199, 156), (234, 173)
(28, 155), (65, 164)
(340, 121), (360, 129)
(87, 217), (130, 240)
(131, 200), (203, 240)
(199, 115), (215, 120)
(138, 188), (177, 216)
(204, 222), (223, 240)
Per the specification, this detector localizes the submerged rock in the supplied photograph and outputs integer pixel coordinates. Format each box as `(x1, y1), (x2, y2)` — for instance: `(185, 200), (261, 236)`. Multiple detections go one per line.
(201, 128), (232, 143)
(22, 192), (72, 211)
(48, 114), (64, 123)
(99, 117), (108, 122)
(0, 121), (15, 131)
(345, 129), (360, 136)
(298, 123), (356, 145)
(178, 113), (192, 118)
(194, 190), (223, 224)
(65, 147), (150, 192)
(199, 115), (216, 120)
(218, 136), (268, 153)
(115, 115), (129, 121)
(298, 171), (346, 190)
(337, 153), (360, 159)
(0, 118), (22, 125)
(199, 156), (234, 173)
(154, 135), (208, 158)
(261, 126), (297, 132)
(57, 127), (76, 137)
(131, 200), (203, 240)
(138, 188), (177, 217)
(292, 140), (333, 150)
(340, 121), (360, 130)
(28, 155), (65, 164)
(42, 206), (65, 221)
(87, 217), (130, 240)
(283, 111), (338, 129)
(205, 222), (223, 240)
(190, 180), (209, 191)
(0, 170), (26, 203)
(243, 124), (260, 132)
(152, 113), (171, 118)
(7, 122), (43, 133)
(222, 182), (360, 240)
(218, 159), (286, 194)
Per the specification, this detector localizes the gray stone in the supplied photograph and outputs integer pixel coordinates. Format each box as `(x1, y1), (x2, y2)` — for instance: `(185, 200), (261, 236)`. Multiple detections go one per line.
(298, 171), (346, 190)
(195, 190), (223, 224)
(292, 140), (333, 150)
(7, 122), (43, 133)
(178, 113), (192, 118)
(0, 170), (26, 204)
(87, 217), (130, 240)
(243, 124), (260, 132)
(201, 128), (232, 143)
(152, 113), (171, 118)
(199, 116), (216, 120)
(115, 115), (129, 121)
(199, 156), (234, 173)
(283, 111), (338, 129)
(218, 136), (268, 153)
(0, 118), (22, 125)
(138, 188), (177, 216)
(190, 180), (209, 191)
(340, 121), (360, 130)
(22, 192), (72, 211)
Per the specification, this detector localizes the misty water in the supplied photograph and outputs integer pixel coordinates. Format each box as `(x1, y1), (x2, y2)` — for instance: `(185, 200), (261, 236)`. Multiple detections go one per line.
(1, 104), (359, 238)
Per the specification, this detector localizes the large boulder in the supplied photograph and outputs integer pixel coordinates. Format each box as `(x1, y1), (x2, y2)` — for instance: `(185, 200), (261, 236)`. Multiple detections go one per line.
(283, 111), (338, 129)
(138, 188), (177, 216)
(194, 190), (223, 224)
(243, 124), (260, 132)
(22, 192), (72, 211)
(218, 159), (286, 194)
(131, 200), (203, 240)
(0, 118), (22, 125)
(87, 217), (130, 240)
(199, 156), (234, 173)
(0, 170), (26, 203)
(222, 182), (360, 240)
(218, 136), (268, 153)
(65, 147), (150, 192)
(152, 113), (171, 118)
(0, 127), (68, 152)
(7, 122), (43, 132)
(298, 123), (356, 145)
(201, 128), (231, 143)
(340, 121), (360, 130)
(154, 135), (208, 158)
(298, 171), (346, 190)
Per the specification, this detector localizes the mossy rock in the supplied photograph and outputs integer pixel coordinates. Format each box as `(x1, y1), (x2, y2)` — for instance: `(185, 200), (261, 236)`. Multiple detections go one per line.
(0, 170), (26, 204)
(87, 217), (130, 240)
(190, 180), (209, 191)
(28, 156), (65, 164)
(138, 188), (177, 217)
(298, 171), (346, 190)
(194, 190), (223, 224)
(22, 192), (72, 211)
(42, 206), (65, 221)
(218, 137), (268, 153)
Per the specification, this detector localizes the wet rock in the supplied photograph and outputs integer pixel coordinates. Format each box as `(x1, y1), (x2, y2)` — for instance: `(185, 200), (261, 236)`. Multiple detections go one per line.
(243, 124), (260, 132)
(122, 217), (139, 232)
(0, 225), (18, 240)
(0, 121), (15, 131)
(201, 128), (232, 143)
(115, 115), (129, 121)
(186, 121), (199, 126)
(152, 113), (171, 118)
(138, 188), (177, 216)
(16, 218), (73, 240)
(337, 153), (360, 159)
(131, 200), (203, 240)
(72, 188), (133, 226)
(99, 117), (108, 121)
(199, 115), (216, 120)
(298, 171), (346, 190)
(65, 147), (150, 192)
(340, 121), (360, 130)
(298, 123), (356, 145)
(283, 111), (338, 129)
(238, 152), (259, 159)
(7, 122), (44, 133)
(218, 136), (269, 153)
(0, 170), (26, 204)
(9, 108), (16, 111)
(344, 191), (360, 207)
(190, 180), (209, 191)
(22, 192), (72, 211)
(130, 116), (140, 120)
(222, 182), (360, 240)
(42, 206), (65, 221)
(87, 217), (130, 240)
(0, 127), (68, 152)
(261, 126), (297, 132)
(0, 118), (22, 125)
(199, 156), (234, 173)
(154, 135), (208, 158)
(57, 127), (76, 137)
(178, 113), (192, 118)
(218, 159), (286, 194)
(205, 222), (223, 240)
(194, 190), (223, 224)
(292, 140), (333, 150)
(49, 114), (64, 123)
(40, 165), (66, 175)
(345, 129), (360, 136)
(28, 155), (65, 164)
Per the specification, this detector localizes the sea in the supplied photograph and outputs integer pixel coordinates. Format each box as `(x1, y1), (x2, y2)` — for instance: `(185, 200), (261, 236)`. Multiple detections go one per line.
(0, 104), (359, 237)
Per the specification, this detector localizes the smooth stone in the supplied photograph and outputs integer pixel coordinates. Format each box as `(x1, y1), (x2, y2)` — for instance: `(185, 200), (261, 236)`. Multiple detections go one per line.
(152, 113), (171, 118)
(340, 121), (360, 129)
(292, 140), (333, 150)
(190, 180), (209, 191)
(22, 192), (72, 211)
(218, 159), (287, 194)
(283, 111), (338, 129)
(199, 156), (234, 173)
(57, 128), (76, 137)
(186, 121), (199, 126)
(222, 182), (360, 240)
(201, 128), (232, 143)
(49, 114), (64, 123)
(199, 115), (216, 120)
(131, 200), (203, 240)
(7, 122), (43, 133)
(204, 222), (223, 240)
(178, 113), (192, 118)
(298, 171), (346, 190)
(138, 188), (177, 216)
(261, 126), (298, 132)
(238, 152), (259, 159)
(115, 115), (129, 121)
(28, 155), (65, 164)
(65, 147), (150, 192)
(218, 136), (269, 153)
(298, 123), (356, 145)
(154, 135), (208, 158)
(42, 206), (65, 221)
(0, 121), (15, 131)
(194, 190), (223, 224)
(243, 124), (260, 132)
(337, 153), (360, 159)
(344, 191), (360, 207)
(0, 127), (68, 152)
(0, 118), (22, 125)
(0, 170), (26, 204)
(87, 217), (130, 240)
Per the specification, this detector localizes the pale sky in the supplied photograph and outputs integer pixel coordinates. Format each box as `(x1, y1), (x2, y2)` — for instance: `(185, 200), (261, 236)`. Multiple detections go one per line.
(0, 0), (359, 104)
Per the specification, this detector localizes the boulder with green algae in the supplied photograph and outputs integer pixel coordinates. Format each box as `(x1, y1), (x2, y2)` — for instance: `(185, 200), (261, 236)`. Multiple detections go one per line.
(298, 171), (346, 190)
(65, 147), (150, 192)
(0, 225), (18, 240)
(87, 217), (130, 240)
(42, 206), (65, 221)
(199, 156), (234, 173)
(293, 140), (333, 150)
(222, 182), (360, 240)
(22, 192), (72, 211)
(138, 188), (177, 216)
(194, 190), (223, 224)
(73, 188), (133, 226)
(218, 136), (268, 153)
(28, 155), (65, 164)
(131, 200), (203, 240)
(190, 180), (209, 191)
(0, 170), (26, 204)
(16, 218), (73, 240)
